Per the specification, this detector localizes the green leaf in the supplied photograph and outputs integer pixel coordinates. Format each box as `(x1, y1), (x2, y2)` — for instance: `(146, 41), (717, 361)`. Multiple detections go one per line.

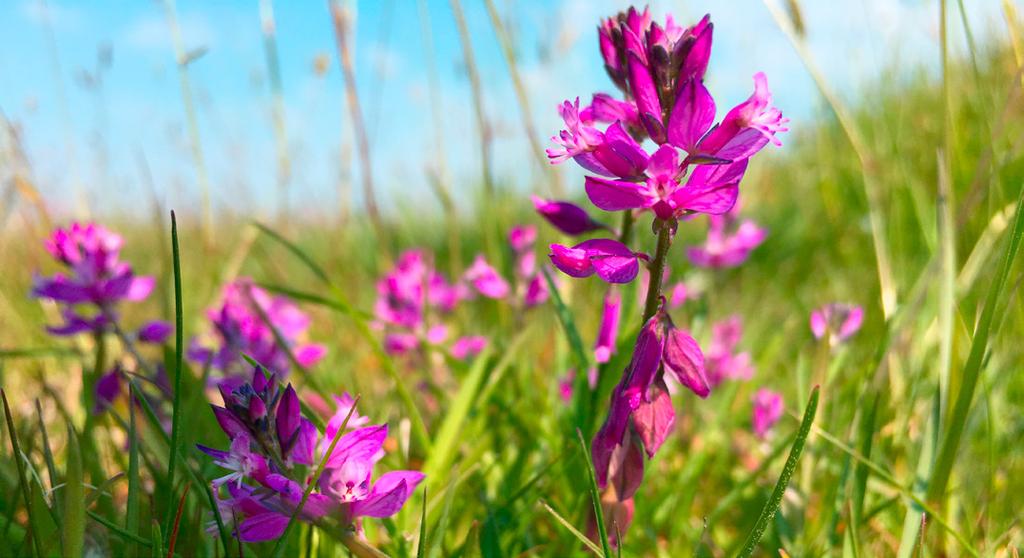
(162, 210), (186, 546)
(2, 389), (42, 558)
(737, 386), (819, 558)
(126, 384), (141, 558)
(61, 423), (85, 558)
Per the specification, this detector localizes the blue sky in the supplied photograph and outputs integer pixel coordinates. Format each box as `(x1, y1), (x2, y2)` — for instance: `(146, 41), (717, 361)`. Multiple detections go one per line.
(0, 0), (1010, 219)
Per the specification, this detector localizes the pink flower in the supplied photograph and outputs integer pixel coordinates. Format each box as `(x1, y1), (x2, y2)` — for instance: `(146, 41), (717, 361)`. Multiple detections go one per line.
(667, 282), (690, 308)
(523, 274), (549, 308)
(752, 389), (784, 438)
(190, 278), (324, 382)
(508, 225), (537, 253)
(32, 222), (155, 336)
(810, 303), (864, 345)
(687, 208), (767, 268)
(531, 196), (605, 236)
(464, 255), (511, 299)
(549, 238), (644, 284)
(585, 144), (748, 220)
(692, 73), (789, 161)
(705, 317), (754, 387)
(137, 320), (173, 344)
(451, 336), (487, 360)
(594, 291), (622, 363)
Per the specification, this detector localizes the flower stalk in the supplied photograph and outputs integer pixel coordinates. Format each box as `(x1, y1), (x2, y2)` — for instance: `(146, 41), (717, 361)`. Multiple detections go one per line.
(642, 220), (673, 322)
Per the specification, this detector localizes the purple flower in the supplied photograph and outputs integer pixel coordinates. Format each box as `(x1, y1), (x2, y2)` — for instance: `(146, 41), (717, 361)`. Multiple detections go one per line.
(581, 93), (641, 130)
(508, 225), (537, 253)
(32, 223), (155, 336)
(751, 389), (784, 438)
(705, 317), (754, 387)
(687, 208), (767, 268)
(464, 255), (511, 299)
(594, 291), (622, 363)
(190, 279), (324, 383)
(94, 368), (123, 413)
(137, 320), (173, 344)
(549, 238), (643, 284)
(203, 370), (424, 543)
(531, 196), (605, 236)
(810, 303), (864, 345)
(523, 274), (549, 308)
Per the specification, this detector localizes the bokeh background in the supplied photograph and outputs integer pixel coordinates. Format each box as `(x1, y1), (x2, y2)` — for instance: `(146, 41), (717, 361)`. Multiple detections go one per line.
(0, 0), (1012, 219)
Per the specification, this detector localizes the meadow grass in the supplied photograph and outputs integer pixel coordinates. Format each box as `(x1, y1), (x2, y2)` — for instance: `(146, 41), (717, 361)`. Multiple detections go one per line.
(1, 12), (1023, 558)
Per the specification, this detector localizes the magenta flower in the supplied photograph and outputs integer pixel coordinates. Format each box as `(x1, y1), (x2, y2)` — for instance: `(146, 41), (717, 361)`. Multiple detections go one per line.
(549, 238), (644, 284)
(548, 99), (650, 180)
(594, 291), (622, 363)
(32, 223), (155, 336)
(687, 208), (767, 268)
(585, 144), (748, 220)
(93, 368), (123, 413)
(189, 278), (325, 383)
(667, 281), (690, 309)
(464, 255), (511, 299)
(690, 73), (789, 162)
(532, 196), (605, 236)
(751, 389), (784, 438)
(810, 303), (864, 345)
(581, 93), (641, 130)
(451, 336), (487, 360)
(523, 274), (549, 308)
(591, 306), (707, 499)
(508, 225), (537, 253)
(203, 367), (423, 543)
(705, 317), (754, 387)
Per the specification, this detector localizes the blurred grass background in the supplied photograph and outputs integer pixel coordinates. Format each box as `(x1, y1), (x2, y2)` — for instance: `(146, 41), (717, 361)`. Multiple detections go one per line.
(1, 1), (1023, 556)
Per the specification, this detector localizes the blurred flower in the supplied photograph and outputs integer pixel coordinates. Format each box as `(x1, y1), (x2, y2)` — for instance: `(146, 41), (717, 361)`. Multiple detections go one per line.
(137, 320), (173, 344)
(810, 303), (864, 346)
(705, 316), (754, 387)
(94, 367), (123, 413)
(451, 336), (487, 360)
(687, 207), (767, 268)
(464, 255), (511, 299)
(189, 278), (324, 383)
(751, 389), (784, 438)
(594, 290), (622, 363)
(508, 224), (551, 308)
(667, 281), (690, 308)
(32, 222), (155, 336)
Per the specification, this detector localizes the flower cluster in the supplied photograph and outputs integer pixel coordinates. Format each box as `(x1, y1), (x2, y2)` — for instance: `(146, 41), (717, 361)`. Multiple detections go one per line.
(203, 366), (423, 542)
(32, 222), (164, 338)
(540, 6), (786, 544)
(704, 316), (754, 387)
(189, 278), (325, 385)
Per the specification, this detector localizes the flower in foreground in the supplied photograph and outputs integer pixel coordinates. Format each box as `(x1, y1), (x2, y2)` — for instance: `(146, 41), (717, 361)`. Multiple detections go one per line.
(203, 367), (423, 542)
(32, 222), (155, 336)
(810, 303), (864, 346)
(549, 238), (645, 284)
(532, 196), (606, 236)
(591, 304), (708, 502)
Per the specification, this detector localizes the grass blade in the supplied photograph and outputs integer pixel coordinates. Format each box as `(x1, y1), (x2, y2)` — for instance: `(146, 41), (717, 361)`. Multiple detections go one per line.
(539, 500), (604, 557)
(61, 423), (85, 558)
(163, 209), (186, 545)
(86, 510), (153, 547)
(2, 389), (41, 558)
(126, 383), (141, 557)
(415, 488), (428, 558)
(166, 483), (190, 558)
(737, 386), (819, 558)
(577, 429), (612, 558)
(927, 185), (1024, 503)
(34, 399), (60, 525)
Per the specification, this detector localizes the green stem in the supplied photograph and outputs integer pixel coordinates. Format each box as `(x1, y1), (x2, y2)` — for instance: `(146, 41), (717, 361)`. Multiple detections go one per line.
(618, 210), (634, 246)
(642, 220), (673, 323)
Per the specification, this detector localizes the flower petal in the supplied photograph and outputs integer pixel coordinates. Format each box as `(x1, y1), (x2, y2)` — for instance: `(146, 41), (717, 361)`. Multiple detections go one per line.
(585, 176), (651, 212)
